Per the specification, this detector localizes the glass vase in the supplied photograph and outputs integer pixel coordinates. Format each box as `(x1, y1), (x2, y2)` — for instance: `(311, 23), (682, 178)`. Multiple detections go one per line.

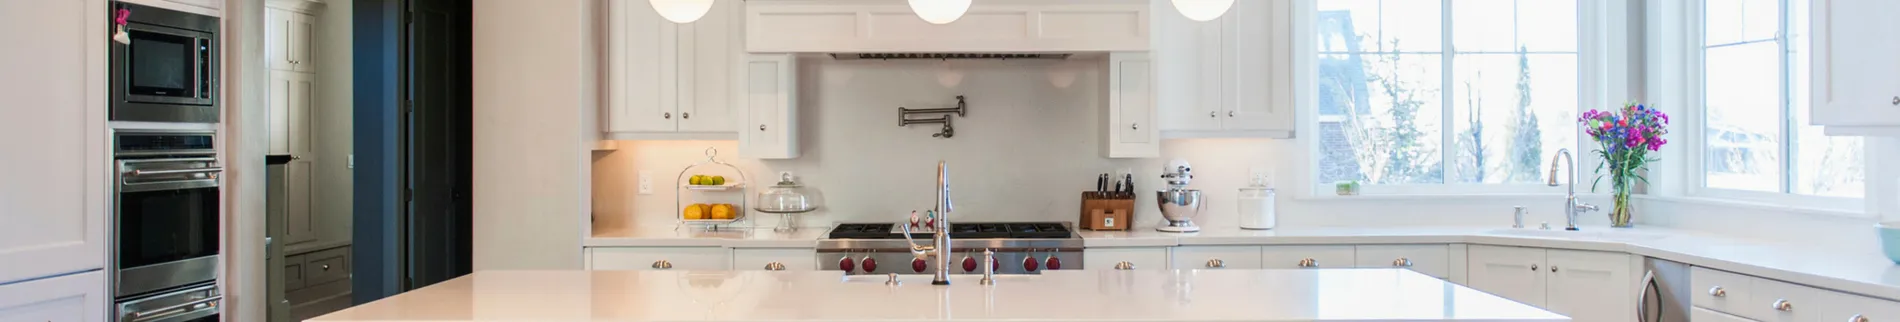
(1609, 182), (1634, 228)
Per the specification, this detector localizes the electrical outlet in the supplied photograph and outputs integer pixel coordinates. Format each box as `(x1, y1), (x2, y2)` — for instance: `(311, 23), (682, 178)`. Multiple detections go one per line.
(1249, 167), (1274, 186)
(638, 170), (653, 194)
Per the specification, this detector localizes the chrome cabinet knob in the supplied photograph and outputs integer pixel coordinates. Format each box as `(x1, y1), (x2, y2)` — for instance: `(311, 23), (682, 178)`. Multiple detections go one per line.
(1891, 96), (1898, 105)
(1850, 314), (1868, 322)
(1530, 264), (1539, 271)
(664, 112), (672, 119)
(1708, 286), (1727, 297)
(764, 262), (786, 271)
(1113, 261), (1135, 270)
(321, 264), (330, 271)
(1550, 266), (1559, 273)
(759, 125), (767, 131)
(1297, 258), (1318, 268)
(1772, 299), (1793, 312)
(1208, 111), (1216, 117)
(1205, 259), (1225, 269)
(1392, 258), (1412, 267)
(1228, 111), (1235, 117)
(1131, 123), (1139, 130)
(651, 260), (673, 269)
(682, 112), (690, 119)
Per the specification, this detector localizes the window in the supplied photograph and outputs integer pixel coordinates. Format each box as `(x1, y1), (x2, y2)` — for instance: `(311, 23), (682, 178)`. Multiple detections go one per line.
(1699, 0), (1864, 198)
(1314, 0), (1584, 192)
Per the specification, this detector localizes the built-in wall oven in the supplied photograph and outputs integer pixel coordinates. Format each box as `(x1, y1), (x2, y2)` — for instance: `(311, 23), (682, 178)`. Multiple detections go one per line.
(110, 1), (219, 123)
(112, 130), (222, 301)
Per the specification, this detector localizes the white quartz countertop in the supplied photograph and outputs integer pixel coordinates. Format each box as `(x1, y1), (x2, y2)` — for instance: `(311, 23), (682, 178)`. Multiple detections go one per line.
(309, 269), (1567, 322)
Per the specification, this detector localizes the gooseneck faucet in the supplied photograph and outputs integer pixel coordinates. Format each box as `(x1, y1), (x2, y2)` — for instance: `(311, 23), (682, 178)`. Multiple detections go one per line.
(902, 161), (954, 285)
(1547, 149), (1598, 231)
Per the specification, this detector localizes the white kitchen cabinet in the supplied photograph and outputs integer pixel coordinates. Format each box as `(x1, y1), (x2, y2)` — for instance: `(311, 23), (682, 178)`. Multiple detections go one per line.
(0, 0), (108, 285)
(1817, 292), (1900, 322)
(1353, 244), (1450, 279)
(743, 0), (1149, 53)
(267, 8), (317, 72)
(1171, 246), (1263, 269)
(1693, 307), (1758, 322)
(1746, 278), (1825, 322)
(1084, 247), (1170, 270)
(0, 271), (105, 322)
(1259, 245), (1355, 269)
(1466, 245), (1634, 322)
(738, 54), (799, 159)
(1102, 52), (1160, 158)
(732, 248), (816, 271)
(607, 0), (740, 135)
(1152, 0), (1293, 138)
(268, 70), (317, 157)
(588, 247), (732, 270)
(1692, 266), (1755, 315)
(1810, 0), (1900, 132)
(1466, 245), (1550, 307)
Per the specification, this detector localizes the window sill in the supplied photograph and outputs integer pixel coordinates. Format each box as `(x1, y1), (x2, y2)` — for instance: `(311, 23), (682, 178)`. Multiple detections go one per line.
(1294, 192), (1584, 202)
(1632, 194), (1867, 219)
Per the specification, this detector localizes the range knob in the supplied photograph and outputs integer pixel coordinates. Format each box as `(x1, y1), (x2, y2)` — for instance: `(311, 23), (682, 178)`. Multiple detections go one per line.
(993, 257), (1001, 271)
(1045, 257), (1062, 270)
(962, 256), (978, 272)
(839, 257), (856, 273)
(861, 257), (879, 273)
(911, 258), (928, 273)
(1023, 257), (1039, 272)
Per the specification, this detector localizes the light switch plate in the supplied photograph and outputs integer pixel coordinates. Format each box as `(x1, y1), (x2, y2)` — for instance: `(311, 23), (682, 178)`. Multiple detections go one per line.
(638, 170), (653, 194)
(348, 154), (355, 169)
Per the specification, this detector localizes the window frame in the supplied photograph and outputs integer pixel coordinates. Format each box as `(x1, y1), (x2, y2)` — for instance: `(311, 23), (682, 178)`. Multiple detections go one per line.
(1300, 0), (1617, 196)
(1679, 0), (1865, 213)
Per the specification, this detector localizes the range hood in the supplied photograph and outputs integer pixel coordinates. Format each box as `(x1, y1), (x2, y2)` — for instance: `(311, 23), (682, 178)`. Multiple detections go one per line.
(745, 0), (1150, 54)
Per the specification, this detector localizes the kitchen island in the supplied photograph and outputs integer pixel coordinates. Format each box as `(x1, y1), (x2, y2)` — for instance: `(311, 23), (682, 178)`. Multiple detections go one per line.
(309, 269), (1567, 321)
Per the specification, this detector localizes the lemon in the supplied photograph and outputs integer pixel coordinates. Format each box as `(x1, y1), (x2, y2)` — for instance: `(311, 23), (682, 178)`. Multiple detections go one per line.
(708, 175), (726, 186)
(689, 175), (704, 185)
(710, 204), (735, 220)
(682, 204), (707, 220)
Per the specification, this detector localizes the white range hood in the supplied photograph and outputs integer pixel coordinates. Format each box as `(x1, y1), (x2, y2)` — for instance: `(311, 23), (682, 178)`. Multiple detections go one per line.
(744, 0), (1151, 53)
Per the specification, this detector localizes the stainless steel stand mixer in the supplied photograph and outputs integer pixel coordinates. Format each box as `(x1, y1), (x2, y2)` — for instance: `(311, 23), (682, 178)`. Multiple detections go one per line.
(1156, 159), (1203, 233)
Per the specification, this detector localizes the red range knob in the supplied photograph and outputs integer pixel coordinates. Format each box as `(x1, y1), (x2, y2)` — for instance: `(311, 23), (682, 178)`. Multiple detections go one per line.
(1045, 257), (1062, 270)
(1023, 257), (1039, 272)
(962, 256), (978, 272)
(861, 257), (878, 273)
(839, 257), (856, 273)
(911, 258), (928, 273)
(992, 257), (1001, 271)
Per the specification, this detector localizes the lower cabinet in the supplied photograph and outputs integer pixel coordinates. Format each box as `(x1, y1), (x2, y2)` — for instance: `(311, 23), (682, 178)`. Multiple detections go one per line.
(0, 270), (104, 322)
(1172, 246), (1263, 269)
(1693, 307), (1756, 322)
(1693, 266), (1900, 322)
(1353, 244), (1450, 279)
(1465, 245), (1633, 322)
(286, 245), (354, 322)
(732, 248), (816, 271)
(588, 247), (732, 270)
(1260, 245), (1355, 269)
(1083, 247), (1169, 270)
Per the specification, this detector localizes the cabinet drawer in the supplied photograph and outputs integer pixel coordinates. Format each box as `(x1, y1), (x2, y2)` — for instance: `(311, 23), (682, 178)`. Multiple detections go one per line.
(1084, 247), (1170, 270)
(1748, 278), (1824, 322)
(1260, 245), (1355, 269)
(0, 270), (105, 322)
(1819, 292), (1900, 322)
(732, 248), (816, 271)
(589, 247), (731, 270)
(285, 253), (307, 290)
(1693, 266), (1755, 315)
(302, 247), (350, 286)
(1692, 307), (1758, 322)
(1172, 246), (1263, 269)
(1353, 244), (1450, 279)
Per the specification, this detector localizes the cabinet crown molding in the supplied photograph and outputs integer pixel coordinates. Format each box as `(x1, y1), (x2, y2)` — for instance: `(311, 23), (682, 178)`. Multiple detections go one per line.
(267, 0), (325, 13)
(745, 0), (1150, 53)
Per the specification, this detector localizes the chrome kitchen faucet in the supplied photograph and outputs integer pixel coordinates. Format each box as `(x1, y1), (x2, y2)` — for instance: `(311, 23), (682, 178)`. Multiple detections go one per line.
(1547, 149), (1598, 231)
(902, 161), (955, 285)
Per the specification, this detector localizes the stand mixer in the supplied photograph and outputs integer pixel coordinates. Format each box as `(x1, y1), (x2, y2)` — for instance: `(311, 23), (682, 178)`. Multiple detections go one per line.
(1156, 159), (1203, 233)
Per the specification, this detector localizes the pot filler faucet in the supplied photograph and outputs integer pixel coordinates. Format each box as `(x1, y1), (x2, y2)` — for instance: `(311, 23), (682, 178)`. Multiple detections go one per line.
(902, 161), (954, 285)
(1547, 148), (1598, 231)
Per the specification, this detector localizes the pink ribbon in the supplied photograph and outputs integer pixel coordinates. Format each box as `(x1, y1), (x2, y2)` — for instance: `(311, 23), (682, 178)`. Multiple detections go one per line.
(115, 9), (129, 25)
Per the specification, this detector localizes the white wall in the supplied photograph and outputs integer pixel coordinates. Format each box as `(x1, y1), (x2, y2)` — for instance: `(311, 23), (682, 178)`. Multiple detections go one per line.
(472, 0), (591, 270)
(314, 0), (355, 247)
(592, 58), (1598, 232)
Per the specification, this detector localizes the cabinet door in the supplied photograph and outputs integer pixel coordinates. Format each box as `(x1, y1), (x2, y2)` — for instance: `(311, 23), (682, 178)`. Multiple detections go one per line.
(0, 271), (105, 322)
(1545, 249), (1634, 322)
(738, 54), (798, 159)
(0, 0), (108, 284)
(284, 159), (319, 245)
(589, 247), (731, 270)
(1692, 307), (1760, 322)
(1083, 247), (1170, 270)
(269, 71), (292, 155)
(1353, 244), (1450, 279)
(1747, 278), (1824, 322)
(267, 9), (297, 71)
(1171, 246), (1263, 270)
(1816, 292), (1900, 322)
(732, 248), (817, 271)
(1104, 52), (1159, 158)
(608, 0), (679, 132)
(676, 0), (738, 132)
(1260, 245), (1355, 269)
(1152, 0), (1223, 132)
(1466, 245), (1547, 307)
(1222, 0), (1293, 131)
(1811, 0), (1900, 127)
(289, 13), (317, 72)
(289, 71), (317, 156)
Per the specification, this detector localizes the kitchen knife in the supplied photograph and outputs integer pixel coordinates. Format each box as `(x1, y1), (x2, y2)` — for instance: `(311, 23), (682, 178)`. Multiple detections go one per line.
(1096, 173), (1107, 193)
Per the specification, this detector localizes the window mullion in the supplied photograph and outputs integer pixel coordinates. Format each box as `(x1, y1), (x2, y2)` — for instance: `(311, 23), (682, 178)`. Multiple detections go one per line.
(1440, 0), (1455, 183)
(1778, 0), (1795, 194)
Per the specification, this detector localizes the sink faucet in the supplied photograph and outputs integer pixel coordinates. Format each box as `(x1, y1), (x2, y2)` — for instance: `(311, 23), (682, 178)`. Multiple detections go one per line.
(902, 161), (954, 285)
(1547, 149), (1597, 231)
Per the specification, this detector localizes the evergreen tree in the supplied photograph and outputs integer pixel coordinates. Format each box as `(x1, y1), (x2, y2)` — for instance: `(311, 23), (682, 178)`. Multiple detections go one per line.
(1509, 46), (1544, 182)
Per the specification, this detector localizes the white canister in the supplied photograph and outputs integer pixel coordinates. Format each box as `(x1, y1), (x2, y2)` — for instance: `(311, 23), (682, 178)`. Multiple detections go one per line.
(1238, 184), (1276, 230)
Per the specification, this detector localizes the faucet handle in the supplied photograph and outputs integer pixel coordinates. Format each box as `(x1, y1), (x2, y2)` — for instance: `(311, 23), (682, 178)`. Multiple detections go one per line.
(899, 222), (933, 260)
(1574, 202), (1599, 212)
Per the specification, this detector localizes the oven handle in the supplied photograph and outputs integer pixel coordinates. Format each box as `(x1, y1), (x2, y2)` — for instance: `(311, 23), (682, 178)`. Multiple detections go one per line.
(128, 168), (223, 177)
(125, 296), (221, 322)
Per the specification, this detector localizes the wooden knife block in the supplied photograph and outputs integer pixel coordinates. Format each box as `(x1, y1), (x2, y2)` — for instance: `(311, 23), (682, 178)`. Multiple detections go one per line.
(1078, 192), (1134, 231)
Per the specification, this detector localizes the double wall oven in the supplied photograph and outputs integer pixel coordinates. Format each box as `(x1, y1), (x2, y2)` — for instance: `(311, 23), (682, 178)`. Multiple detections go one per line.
(113, 130), (222, 322)
(110, 1), (219, 123)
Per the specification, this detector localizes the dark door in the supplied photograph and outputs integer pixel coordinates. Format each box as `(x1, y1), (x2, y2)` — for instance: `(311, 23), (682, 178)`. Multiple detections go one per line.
(400, 0), (472, 290)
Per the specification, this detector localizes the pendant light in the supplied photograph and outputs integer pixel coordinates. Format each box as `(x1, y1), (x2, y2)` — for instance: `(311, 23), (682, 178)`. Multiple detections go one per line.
(908, 0), (972, 24)
(1171, 0), (1234, 22)
(650, 0), (715, 23)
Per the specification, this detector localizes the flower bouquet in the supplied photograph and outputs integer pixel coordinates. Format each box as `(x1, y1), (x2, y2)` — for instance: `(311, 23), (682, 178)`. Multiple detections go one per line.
(1579, 102), (1669, 228)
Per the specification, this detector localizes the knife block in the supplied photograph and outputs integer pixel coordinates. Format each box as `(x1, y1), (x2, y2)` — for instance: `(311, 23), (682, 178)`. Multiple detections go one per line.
(1078, 192), (1134, 231)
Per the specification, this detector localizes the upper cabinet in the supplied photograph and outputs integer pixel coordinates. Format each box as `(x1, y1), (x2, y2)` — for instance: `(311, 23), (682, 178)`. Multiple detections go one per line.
(738, 54), (799, 159)
(1103, 52), (1160, 158)
(743, 0), (1150, 53)
(267, 8), (319, 73)
(1811, 0), (1900, 135)
(608, 0), (740, 135)
(1152, 0), (1294, 138)
(0, 0), (108, 285)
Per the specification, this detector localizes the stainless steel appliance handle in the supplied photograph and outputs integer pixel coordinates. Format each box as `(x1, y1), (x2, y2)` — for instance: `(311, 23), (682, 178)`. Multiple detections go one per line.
(126, 296), (222, 321)
(1636, 270), (1655, 322)
(129, 168), (224, 177)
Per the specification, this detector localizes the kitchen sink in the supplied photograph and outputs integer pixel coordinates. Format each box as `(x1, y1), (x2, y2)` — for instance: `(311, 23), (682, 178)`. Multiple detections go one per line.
(1485, 228), (1670, 241)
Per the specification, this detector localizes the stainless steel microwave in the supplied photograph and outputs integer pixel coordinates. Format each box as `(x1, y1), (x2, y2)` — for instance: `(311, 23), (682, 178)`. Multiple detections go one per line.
(110, 1), (219, 123)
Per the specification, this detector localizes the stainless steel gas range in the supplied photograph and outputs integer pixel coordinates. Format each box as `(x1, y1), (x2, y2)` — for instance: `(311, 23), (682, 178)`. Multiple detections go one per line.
(817, 222), (1083, 275)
